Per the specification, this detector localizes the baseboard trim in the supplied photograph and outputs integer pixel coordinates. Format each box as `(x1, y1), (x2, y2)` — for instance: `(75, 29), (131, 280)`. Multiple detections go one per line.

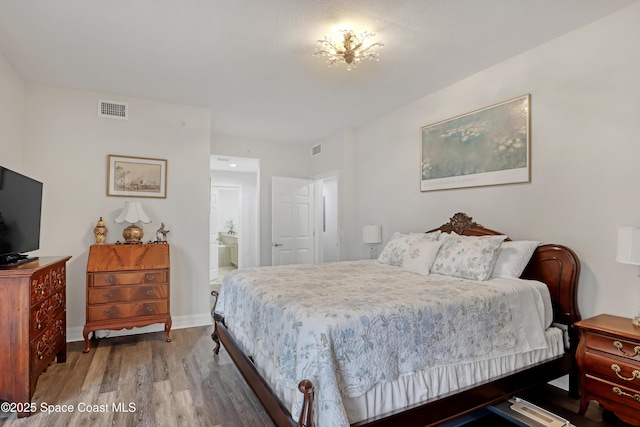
(66, 313), (213, 343)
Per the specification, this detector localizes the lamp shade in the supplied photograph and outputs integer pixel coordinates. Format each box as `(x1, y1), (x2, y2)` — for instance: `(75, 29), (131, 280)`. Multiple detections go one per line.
(616, 226), (640, 265)
(114, 201), (151, 225)
(362, 225), (382, 244)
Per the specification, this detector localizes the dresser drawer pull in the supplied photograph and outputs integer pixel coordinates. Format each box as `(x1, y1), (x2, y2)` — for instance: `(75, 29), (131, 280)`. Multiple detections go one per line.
(145, 305), (155, 312)
(103, 310), (113, 317)
(103, 293), (113, 300)
(611, 364), (640, 381)
(612, 386), (640, 402)
(102, 276), (115, 284)
(613, 340), (640, 357)
(145, 274), (156, 282)
(146, 289), (155, 296)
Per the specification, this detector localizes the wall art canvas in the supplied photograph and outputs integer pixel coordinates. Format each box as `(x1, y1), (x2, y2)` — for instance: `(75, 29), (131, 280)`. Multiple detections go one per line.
(107, 155), (167, 198)
(420, 94), (530, 192)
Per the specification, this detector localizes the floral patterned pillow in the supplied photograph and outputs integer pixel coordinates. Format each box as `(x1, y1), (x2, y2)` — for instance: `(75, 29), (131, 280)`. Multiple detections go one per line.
(431, 234), (507, 280)
(377, 231), (440, 266)
(401, 239), (443, 275)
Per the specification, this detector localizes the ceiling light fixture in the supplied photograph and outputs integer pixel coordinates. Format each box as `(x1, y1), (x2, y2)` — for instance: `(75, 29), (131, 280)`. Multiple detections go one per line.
(314, 29), (383, 71)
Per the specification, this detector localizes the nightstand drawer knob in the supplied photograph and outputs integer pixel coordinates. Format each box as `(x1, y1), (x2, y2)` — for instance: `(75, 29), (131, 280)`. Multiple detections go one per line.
(611, 364), (640, 381)
(613, 340), (640, 357)
(612, 386), (640, 402)
(146, 289), (155, 296)
(145, 274), (155, 282)
(146, 305), (155, 312)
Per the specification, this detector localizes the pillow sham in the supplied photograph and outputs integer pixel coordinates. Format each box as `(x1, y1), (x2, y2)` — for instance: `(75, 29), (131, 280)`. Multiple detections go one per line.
(491, 240), (540, 278)
(431, 234), (507, 281)
(402, 239), (443, 276)
(377, 232), (439, 266)
(409, 231), (441, 241)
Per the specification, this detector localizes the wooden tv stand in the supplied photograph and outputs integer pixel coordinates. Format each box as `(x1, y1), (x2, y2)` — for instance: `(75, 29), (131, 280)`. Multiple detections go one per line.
(82, 243), (172, 353)
(0, 256), (71, 417)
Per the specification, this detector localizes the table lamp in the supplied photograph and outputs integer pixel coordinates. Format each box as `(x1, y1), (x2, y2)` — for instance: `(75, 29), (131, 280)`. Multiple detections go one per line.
(114, 201), (151, 243)
(363, 225), (382, 259)
(616, 226), (640, 326)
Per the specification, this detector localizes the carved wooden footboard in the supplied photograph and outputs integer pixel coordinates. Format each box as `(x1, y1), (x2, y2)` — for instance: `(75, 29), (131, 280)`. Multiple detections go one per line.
(210, 213), (581, 427)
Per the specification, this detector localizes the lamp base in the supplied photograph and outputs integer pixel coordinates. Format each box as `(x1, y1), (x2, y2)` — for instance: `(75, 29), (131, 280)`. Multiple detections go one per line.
(122, 224), (144, 243)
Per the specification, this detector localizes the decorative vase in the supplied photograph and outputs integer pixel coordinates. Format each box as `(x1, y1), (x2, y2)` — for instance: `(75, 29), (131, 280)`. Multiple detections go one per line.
(94, 217), (108, 244)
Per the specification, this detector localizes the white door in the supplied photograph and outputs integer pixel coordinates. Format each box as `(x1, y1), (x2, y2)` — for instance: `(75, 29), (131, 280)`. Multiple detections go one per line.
(272, 176), (315, 265)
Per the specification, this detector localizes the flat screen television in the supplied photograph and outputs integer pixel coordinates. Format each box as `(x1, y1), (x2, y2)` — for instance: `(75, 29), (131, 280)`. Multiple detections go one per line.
(0, 166), (43, 266)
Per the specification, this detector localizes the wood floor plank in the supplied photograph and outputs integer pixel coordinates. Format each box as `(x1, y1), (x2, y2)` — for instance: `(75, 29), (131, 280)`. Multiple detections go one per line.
(152, 380), (176, 427)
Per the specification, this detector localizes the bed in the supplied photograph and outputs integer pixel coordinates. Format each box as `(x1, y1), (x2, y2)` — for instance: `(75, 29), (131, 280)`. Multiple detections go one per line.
(211, 213), (581, 427)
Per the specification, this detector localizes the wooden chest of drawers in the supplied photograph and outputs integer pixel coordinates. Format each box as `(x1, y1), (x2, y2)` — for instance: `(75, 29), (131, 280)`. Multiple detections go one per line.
(0, 256), (70, 417)
(576, 314), (640, 426)
(82, 243), (171, 353)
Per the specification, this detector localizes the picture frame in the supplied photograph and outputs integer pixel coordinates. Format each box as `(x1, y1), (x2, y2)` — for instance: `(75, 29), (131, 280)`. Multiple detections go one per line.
(107, 155), (167, 198)
(420, 94), (530, 192)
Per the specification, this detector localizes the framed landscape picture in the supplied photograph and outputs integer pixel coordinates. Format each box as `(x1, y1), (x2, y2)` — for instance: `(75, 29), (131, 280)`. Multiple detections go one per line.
(107, 155), (167, 198)
(420, 94), (530, 192)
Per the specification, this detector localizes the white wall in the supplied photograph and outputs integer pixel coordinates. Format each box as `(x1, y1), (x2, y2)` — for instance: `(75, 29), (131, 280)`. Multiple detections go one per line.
(0, 52), (25, 169)
(22, 84), (212, 339)
(339, 4), (640, 320)
(211, 134), (311, 265)
(310, 129), (358, 260)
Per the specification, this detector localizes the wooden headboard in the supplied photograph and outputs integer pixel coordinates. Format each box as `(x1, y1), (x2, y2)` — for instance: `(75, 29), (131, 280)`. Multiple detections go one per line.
(429, 213), (582, 351)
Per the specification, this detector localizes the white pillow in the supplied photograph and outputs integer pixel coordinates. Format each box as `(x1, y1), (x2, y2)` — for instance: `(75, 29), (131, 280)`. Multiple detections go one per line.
(377, 232), (440, 266)
(409, 231), (441, 241)
(402, 240), (443, 276)
(431, 234), (507, 281)
(491, 241), (540, 278)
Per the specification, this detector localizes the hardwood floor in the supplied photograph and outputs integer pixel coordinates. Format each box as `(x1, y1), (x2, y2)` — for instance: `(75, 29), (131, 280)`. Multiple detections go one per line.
(0, 326), (274, 427)
(0, 326), (633, 426)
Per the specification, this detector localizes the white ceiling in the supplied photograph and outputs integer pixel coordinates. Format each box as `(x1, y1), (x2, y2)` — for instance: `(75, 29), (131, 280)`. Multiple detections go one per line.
(0, 0), (636, 145)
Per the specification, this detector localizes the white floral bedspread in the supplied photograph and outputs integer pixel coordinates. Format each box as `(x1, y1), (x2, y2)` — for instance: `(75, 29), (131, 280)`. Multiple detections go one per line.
(215, 260), (551, 427)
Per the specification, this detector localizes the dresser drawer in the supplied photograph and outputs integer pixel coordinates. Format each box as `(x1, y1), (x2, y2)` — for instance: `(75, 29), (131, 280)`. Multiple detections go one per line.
(88, 284), (168, 304)
(584, 374), (640, 411)
(30, 315), (65, 374)
(88, 301), (168, 321)
(30, 270), (51, 304)
(89, 270), (167, 287)
(585, 332), (640, 362)
(583, 350), (640, 386)
(30, 289), (65, 337)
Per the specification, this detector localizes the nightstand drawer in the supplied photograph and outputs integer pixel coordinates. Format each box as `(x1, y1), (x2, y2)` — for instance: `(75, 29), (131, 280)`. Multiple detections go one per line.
(584, 374), (640, 411)
(583, 351), (640, 385)
(88, 301), (168, 321)
(585, 332), (640, 362)
(90, 270), (167, 287)
(88, 284), (168, 304)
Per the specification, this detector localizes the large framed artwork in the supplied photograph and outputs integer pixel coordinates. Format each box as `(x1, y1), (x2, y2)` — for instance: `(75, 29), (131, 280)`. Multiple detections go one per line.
(420, 94), (530, 192)
(107, 154), (167, 198)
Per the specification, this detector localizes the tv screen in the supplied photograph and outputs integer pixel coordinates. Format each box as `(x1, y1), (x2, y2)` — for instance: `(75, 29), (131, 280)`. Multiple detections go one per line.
(0, 166), (43, 265)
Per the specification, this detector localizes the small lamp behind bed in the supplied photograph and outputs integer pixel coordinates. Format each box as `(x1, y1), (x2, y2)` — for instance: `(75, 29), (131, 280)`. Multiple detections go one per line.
(616, 226), (640, 326)
(363, 225), (382, 259)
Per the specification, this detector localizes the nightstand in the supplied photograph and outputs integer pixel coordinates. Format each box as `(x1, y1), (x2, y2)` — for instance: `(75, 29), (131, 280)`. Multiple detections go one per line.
(576, 314), (640, 426)
(82, 243), (172, 353)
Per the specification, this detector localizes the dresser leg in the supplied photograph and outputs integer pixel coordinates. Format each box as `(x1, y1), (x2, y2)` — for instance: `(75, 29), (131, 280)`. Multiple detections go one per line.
(57, 341), (67, 363)
(578, 397), (589, 415)
(165, 318), (172, 342)
(82, 326), (92, 353)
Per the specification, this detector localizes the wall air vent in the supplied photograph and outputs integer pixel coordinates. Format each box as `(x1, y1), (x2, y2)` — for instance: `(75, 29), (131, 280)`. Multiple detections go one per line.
(311, 144), (322, 156)
(98, 99), (128, 119)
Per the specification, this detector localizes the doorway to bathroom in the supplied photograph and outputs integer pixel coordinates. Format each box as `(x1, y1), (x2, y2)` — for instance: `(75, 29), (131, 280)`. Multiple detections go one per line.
(210, 156), (260, 290)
